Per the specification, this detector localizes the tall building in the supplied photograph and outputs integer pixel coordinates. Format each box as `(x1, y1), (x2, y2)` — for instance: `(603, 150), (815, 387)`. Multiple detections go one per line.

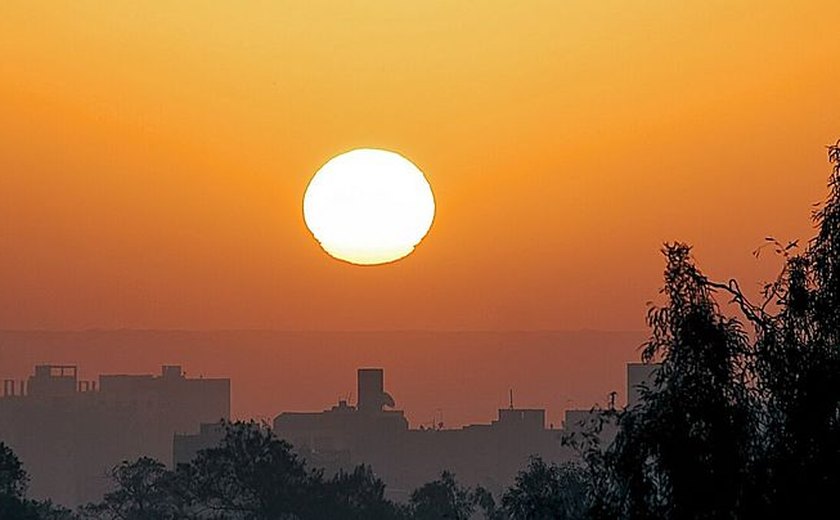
(0, 364), (229, 506)
(357, 368), (395, 413)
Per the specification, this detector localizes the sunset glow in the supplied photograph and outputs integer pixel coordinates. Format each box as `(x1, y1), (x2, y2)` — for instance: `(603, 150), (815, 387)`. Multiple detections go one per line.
(4, 4), (840, 513)
(303, 149), (435, 265)
(2, 2), (840, 424)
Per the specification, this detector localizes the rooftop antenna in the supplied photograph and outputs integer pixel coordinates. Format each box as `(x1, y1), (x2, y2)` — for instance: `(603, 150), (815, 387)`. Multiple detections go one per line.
(509, 389), (514, 409)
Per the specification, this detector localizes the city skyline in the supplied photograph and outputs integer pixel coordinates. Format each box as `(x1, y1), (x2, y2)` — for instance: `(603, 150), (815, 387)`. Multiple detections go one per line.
(2, 361), (654, 506)
(3, 2), (840, 518)
(0, 329), (642, 428)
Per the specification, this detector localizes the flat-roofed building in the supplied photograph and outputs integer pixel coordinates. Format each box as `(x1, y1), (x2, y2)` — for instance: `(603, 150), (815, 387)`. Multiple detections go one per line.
(0, 364), (229, 507)
(273, 368), (570, 501)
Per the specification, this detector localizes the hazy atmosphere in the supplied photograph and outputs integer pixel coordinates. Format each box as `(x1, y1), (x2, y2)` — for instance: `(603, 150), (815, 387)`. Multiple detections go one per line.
(3, 2), (840, 519)
(3, 1), (839, 331)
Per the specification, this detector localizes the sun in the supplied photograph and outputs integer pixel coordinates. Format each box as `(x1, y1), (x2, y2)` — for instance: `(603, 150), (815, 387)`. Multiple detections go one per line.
(303, 149), (435, 265)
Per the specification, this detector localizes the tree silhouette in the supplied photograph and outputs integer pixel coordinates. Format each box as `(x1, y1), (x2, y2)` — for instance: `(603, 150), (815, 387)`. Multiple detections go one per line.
(0, 442), (33, 519)
(473, 485), (506, 520)
(501, 457), (588, 520)
(408, 471), (475, 520)
(183, 421), (317, 519)
(0, 442), (28, 500)
(742, 140), (840, 518)
(82, 422), (405, 520)
(584, 140), (840, 519)
(316, 465), (403, 520)
(588, 244), (755, 520)
(0, 443), (77, 520)
(80, 457), (187, 520)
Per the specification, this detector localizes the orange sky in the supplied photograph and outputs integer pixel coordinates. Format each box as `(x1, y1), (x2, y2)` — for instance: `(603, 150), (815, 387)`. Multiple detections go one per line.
(2, 1), (839, 332)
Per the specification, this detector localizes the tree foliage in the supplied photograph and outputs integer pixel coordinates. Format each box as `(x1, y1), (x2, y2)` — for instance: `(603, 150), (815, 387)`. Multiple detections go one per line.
(319, 465), (403, 520)
(184, 422), (315, 519)
(583, 140), (840, 519)
(0, 442), (77, 520)
(408, 471), (475, 520)
(747, 140), (840, 518)
(502, 457), (588, 520)
(79, 457), (186, 520)
(0, 442), (28, 500)
(76, 422), (403, 520)
(589, 244), (755, 520)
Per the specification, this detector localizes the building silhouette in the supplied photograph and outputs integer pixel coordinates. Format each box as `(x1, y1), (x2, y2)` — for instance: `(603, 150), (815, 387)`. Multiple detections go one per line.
(0, 361), (658, 506)
(267, 365), (659, 500)
(266, 368), (568, 499)
(562, 363), (662, 445)
(0, 364), (229, 506)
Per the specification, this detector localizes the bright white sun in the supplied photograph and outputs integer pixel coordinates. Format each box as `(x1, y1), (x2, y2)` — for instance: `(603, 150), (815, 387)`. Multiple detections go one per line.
(303, 148), (435, 265)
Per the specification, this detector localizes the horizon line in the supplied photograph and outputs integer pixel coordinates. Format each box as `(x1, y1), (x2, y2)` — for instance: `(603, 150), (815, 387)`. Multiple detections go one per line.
(0, 327), (647, 334)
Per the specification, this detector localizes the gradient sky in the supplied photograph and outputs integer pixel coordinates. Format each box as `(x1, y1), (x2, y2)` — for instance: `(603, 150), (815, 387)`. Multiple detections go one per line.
(2, 1), (839, 331)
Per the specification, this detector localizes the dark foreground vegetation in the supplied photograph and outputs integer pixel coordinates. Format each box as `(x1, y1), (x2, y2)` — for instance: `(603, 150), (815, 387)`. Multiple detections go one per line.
(0, 426), (586, 520)
(3, 141), (840, 519)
